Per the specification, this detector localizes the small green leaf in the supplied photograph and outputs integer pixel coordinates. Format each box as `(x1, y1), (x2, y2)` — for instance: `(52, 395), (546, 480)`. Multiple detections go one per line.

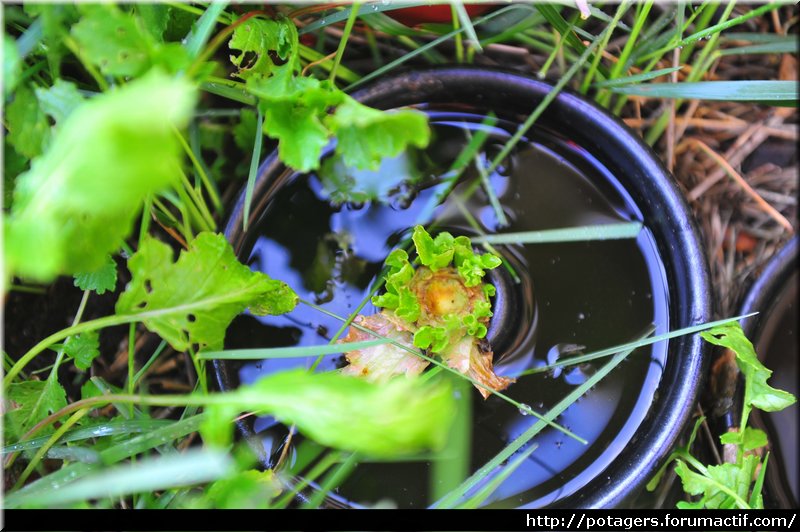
(116, 232), (298, 352)
(64, 331), (100, 371)
(701, 323), (796, 412)
(207, 368), (454, 457)
(35, 80), (86, 127)
(326, 97), (431, 170)
(412, 226), (453, 271)
(73, 255), (117, 294)
(5, 379), (67, 441)
(6, 85), (50, 159)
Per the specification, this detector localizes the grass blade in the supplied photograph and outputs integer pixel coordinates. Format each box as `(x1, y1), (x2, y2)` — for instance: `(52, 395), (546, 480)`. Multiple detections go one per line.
(453, 443), (539, 509)
(10, 449), (234, 508)
(299, 1), (428, 35)
(470, 222), (642, 245)
(611, 80), (798, 107)
(517, 312), (758, 377)
(533, 3), (585, 51)
(243, 108), (263, 232)
(594, 67), (683, 88)
(4, 414), (205, 508)
(435, 327), (654, 509)
(184, 1), (228, 58)
(3, 419), (173, 454)
(197, 338), (392, 360)
(345, 4), (531, 92)
(718, 39), (797, 56)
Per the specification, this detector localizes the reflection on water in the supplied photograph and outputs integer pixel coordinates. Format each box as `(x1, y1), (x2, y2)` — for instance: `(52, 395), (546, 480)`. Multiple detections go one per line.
(223, 111), (671, 508)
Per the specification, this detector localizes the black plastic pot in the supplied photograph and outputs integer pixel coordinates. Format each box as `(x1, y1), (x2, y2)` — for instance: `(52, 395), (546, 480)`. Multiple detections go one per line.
(214, 67), (712, 508)
(735, 237), (797, 508)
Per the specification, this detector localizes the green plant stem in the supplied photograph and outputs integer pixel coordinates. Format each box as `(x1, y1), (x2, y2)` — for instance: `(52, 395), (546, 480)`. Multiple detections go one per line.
(273, 451), (342, 509)
(329, 2), (360, 84)
(596, 0), (653, 106)
(133, 340), (168, 386)
(6, 288), (283, 387)
(177, 169), (216, 232)
(174, 129), (222, 214)
(14, 408), (88, 489)
(243, 108), (264, 232)
(127, 323), (137, 417)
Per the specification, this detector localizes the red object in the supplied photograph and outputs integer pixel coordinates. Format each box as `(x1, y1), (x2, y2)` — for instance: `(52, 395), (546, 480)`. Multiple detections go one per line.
(387, 4), (494, 26)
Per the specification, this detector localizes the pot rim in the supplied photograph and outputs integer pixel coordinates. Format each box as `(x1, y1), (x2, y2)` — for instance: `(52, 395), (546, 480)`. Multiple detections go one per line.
(740, 236), (798, 332)
(216, 66), (712, 509)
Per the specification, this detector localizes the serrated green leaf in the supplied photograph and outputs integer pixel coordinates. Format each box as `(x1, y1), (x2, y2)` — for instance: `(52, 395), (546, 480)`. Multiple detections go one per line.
(34, 80), (85, 126)
(701, 323), (796, 413)
(229, 17), (297, 80)
(64, 331), (100, 371)
(116, 232), (298, 352)
(5, 379), (67, 442)
(206, 368), (454, 457)
(326, 97), (431, 170)
(4, 72), (196, 282)
(73, 255), (117, 294)
(6, 85), (50, 159)
(135, 3), (171, 41)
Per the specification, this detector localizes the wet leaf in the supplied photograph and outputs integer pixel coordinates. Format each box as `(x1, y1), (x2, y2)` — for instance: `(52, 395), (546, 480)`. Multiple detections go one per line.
(446, 336), (514, 399)
(339, 313), (429, 382)
(116, 232), (298, 352)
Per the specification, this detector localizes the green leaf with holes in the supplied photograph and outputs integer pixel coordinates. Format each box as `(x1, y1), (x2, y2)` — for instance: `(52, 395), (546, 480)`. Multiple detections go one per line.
(229, 17), (297, 80)
(116, 232), (298, 352)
